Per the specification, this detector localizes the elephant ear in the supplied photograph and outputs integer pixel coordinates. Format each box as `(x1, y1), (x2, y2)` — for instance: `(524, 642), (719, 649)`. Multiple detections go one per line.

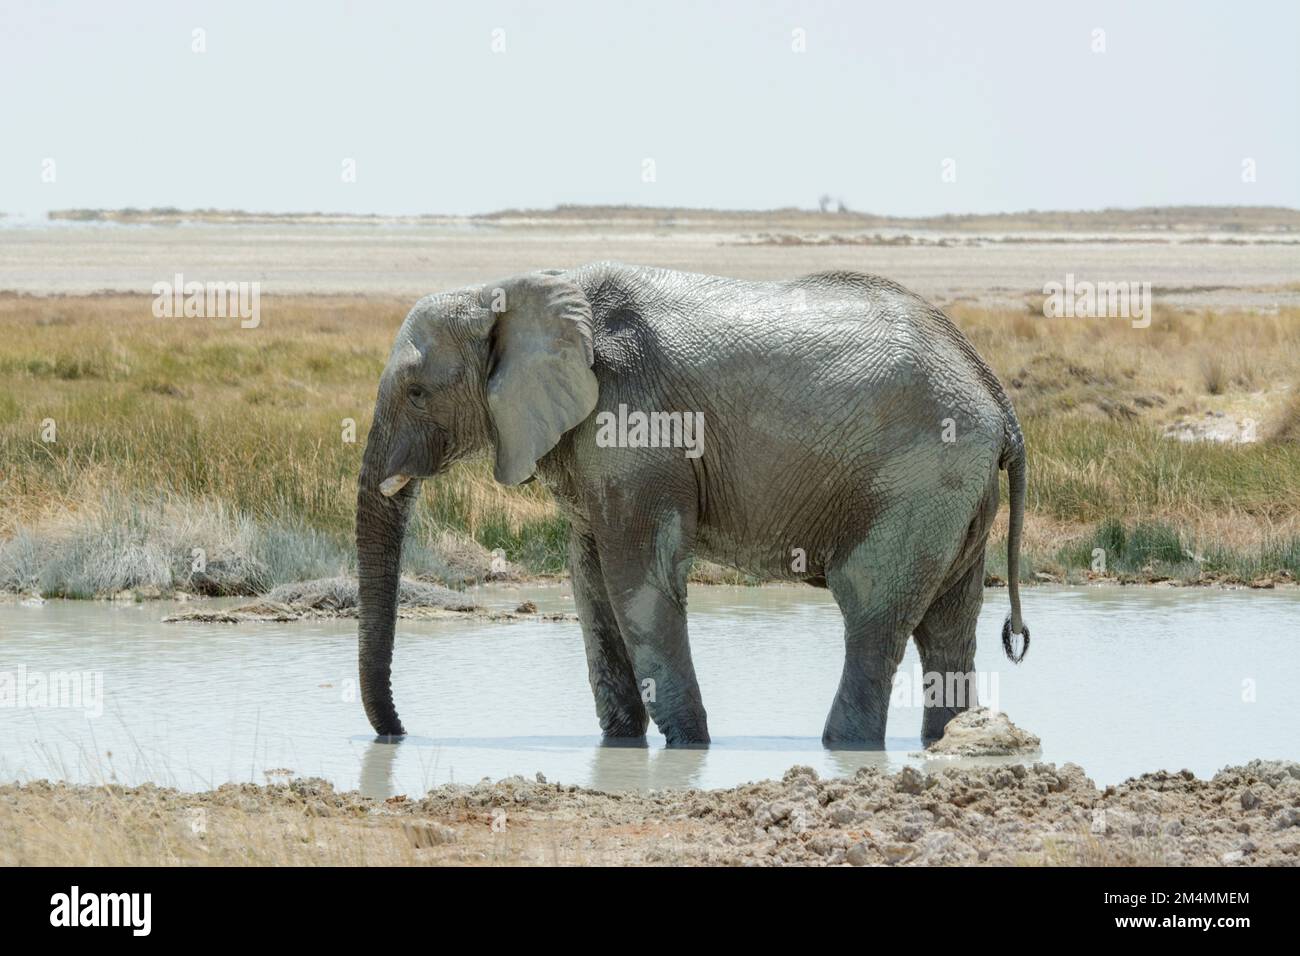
(480, 274), (599, 485)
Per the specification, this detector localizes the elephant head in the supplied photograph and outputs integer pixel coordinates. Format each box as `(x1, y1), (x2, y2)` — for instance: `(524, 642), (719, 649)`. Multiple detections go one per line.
(356, 273), (600, 736)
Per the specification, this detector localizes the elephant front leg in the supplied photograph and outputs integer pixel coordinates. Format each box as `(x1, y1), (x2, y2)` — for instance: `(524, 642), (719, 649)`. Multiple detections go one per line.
(596, 509), (710, 747)
(569, 531), (648, 740)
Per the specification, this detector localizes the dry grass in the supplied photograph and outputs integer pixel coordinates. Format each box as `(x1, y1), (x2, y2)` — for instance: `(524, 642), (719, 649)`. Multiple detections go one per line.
(5, 760), (1290, 867)
(953, 300), (1300, 425)
(2, 293), (1299, 594)
(0, 781), (679, 867)
(953, 300), (1300, 580)
(1271, 384), (1300, 443)
(0, 294), (566, 594)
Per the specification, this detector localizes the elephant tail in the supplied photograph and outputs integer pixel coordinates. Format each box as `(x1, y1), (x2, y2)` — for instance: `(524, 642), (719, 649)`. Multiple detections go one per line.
(1000, 437), (1030, 663)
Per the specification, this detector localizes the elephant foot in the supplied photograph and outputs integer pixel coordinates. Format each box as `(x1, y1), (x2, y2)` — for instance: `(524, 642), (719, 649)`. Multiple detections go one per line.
(821, 730), (886, 751)
(656, 713), (711, 748)
(597, 706), (650, 740)
(822, 701), (887, 750)
(921, 705), (964, 745)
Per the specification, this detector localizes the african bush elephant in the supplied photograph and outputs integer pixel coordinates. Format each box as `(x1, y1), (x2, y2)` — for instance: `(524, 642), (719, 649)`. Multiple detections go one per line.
(356, 262), (1030, 747)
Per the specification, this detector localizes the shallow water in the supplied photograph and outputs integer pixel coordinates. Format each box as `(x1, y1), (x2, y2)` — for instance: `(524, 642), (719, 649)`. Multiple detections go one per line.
(0, 585), (1295, 794)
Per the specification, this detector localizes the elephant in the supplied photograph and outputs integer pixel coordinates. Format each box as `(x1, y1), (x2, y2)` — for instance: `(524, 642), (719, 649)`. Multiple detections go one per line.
(356, 262), (1030, 748)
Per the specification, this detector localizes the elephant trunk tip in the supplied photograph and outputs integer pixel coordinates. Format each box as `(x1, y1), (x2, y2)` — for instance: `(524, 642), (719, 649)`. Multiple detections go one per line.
(365, 698), (407, 738)
(360, 664), (407, 736)
(1002, 612), (1030, 664)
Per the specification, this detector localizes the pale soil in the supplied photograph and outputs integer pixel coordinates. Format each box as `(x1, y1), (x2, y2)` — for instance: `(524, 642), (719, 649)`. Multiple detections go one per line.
(16, 563), (1295, 613)
(160, 575), (575, 623)
(4, 759), (1298, 867)
(4, 221), (1298, 311)
(46, 205), (1300, 231)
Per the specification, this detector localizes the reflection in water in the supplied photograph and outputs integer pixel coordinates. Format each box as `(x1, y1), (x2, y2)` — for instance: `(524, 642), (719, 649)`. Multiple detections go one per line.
(824, 747), (899, 781)
(350, 736), (1039, 799)
(358, 736), (711, 796)
(355, 736), (881, 797)
(588, 741), (708, 792)
(1, 585), (1297, 792)
(358, 737), (404, 799)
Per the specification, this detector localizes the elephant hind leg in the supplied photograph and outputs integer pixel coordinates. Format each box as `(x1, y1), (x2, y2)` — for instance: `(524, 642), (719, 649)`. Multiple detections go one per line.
(912, 551), (986, 743)
(912, 472), (1000, 741)
(821, 537), (947, 749)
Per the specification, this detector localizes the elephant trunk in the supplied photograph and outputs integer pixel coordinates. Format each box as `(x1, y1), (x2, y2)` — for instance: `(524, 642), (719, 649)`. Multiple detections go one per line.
(356, 424), (419, 737)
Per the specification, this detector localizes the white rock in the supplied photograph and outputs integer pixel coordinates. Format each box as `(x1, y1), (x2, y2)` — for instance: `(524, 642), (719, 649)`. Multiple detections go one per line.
(926, 708), (1041, 756)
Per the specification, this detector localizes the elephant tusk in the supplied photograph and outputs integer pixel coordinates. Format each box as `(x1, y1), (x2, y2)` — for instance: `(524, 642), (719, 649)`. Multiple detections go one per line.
(379, 474), (411, 497)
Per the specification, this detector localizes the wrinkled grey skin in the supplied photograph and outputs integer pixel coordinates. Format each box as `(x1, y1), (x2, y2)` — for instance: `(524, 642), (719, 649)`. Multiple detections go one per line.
(357, 262), (1029, 748)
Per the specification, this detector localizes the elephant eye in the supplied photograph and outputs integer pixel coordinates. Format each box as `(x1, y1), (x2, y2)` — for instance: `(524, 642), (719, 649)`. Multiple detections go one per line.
(407, 384), (427, 403)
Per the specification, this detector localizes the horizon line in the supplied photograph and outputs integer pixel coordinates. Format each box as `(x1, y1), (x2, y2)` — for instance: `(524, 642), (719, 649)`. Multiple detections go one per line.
(26, 202), (1300, 222)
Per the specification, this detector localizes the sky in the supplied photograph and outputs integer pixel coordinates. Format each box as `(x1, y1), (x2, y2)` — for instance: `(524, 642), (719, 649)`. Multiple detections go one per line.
(1, 0), (1297, 217)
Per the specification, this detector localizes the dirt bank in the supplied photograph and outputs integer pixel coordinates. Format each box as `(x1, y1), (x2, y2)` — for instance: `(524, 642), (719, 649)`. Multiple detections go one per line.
(161, 575), (575, 624)
(6, 221), (1299, 311)
(4, 759), (1296, 866)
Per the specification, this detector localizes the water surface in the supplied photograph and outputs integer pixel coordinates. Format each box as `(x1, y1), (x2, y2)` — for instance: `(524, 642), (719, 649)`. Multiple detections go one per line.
(0, 585), (1295, 795)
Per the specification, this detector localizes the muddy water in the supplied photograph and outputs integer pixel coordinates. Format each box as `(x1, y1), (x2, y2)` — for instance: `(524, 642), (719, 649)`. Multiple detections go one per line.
(0, 586), (1295, 795)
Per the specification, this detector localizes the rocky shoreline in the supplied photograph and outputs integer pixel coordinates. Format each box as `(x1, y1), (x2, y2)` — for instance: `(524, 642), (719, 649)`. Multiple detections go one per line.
(5, 572), (1294, 616)
(4, 758), (1297, 867)
(160, 575), (576, 623)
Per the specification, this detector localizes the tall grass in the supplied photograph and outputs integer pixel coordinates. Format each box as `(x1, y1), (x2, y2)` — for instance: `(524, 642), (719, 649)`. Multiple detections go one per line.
(1271, 385), (1300, 443)
(2, 294), (1299, 595)
(0, 492), (348, 597)
(1022, 418), (1300, 523)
